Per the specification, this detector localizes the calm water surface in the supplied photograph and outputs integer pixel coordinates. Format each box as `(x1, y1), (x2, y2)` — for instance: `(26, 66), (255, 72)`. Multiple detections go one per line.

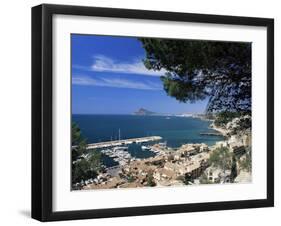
(73, 115), (223, 167)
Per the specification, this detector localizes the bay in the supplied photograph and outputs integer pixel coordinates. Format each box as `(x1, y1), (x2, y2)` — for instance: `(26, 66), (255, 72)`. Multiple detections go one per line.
(72, 114), (223, 147)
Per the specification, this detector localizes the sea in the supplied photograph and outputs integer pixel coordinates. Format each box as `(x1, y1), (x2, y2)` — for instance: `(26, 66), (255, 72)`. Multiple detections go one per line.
(72, 114), (223, 167)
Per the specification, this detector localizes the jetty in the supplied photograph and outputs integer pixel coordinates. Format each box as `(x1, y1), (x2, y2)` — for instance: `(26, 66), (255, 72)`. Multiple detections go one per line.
(85, 136), (162, 150)
(199, 132), (223, 136)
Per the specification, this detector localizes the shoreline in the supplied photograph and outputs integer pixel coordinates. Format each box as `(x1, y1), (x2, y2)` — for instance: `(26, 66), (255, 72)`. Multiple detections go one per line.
(80, 127), (228, 190)
(209, 123), (228, 137)
(73, 116), (252, 190)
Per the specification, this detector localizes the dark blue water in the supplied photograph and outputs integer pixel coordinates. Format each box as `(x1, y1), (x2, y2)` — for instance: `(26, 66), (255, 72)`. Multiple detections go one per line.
(73, 114), (223, 147)
(73, 115), (223, 167)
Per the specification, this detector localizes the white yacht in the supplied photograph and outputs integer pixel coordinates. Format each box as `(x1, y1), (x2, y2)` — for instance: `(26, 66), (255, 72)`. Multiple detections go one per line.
(141, 145), (151, 151)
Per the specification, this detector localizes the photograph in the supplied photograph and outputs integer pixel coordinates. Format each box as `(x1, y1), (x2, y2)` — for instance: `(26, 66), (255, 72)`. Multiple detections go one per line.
(71, 34), (252, 190)
(30, 3), (274, 221)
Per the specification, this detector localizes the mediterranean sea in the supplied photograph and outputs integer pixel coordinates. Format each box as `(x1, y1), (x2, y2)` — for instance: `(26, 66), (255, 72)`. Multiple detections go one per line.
(73, 114), (224, 167)
(73, 114), (223, 146)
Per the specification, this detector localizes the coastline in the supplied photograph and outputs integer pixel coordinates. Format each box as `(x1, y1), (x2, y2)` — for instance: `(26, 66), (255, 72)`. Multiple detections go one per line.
(73, 115), (251, 190)
(73, 114), (222, 147)
(209, 123), (228, 137)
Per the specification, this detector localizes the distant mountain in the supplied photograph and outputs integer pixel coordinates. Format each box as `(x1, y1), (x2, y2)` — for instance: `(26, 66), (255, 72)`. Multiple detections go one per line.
(134, 108), (156, 116)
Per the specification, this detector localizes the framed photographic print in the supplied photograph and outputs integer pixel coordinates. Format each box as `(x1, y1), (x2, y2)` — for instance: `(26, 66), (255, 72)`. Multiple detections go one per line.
(32, 4), (274, 221)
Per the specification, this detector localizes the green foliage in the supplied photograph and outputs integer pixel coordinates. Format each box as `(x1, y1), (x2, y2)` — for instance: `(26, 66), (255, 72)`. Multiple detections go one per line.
(72, 140), (87, 162)
(72, 122), (83, 145)
(139, 38), (251, 112)
(71, 123), (102, 187)
(72, 150), (102, 185)
(230, 155), (238, 182)
(208, 147), (238, 182)
(146, 173), (156, 187)
(72, 122), (87, 161)
(209, 147), (233, 172)
(239, 147), (252, 172)
(237, 116), (251, 130)
(127, 174), (135, 183)
(88, 151), (103, 172)
(72, 158), (97, 184)
(214, 111), (241, 127)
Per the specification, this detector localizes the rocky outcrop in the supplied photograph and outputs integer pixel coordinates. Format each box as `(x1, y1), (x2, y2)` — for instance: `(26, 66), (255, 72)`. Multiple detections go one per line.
(134, 108), (156, 116)
(211, 115), (251, 148)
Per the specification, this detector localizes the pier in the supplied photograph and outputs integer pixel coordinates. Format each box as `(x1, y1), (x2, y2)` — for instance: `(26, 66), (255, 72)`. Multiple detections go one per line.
(85, 136), (162, 150)
(199, 132), (223, 136)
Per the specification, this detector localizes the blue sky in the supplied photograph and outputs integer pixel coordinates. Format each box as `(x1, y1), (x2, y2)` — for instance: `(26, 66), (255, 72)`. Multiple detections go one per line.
(72, 34), (208, 114)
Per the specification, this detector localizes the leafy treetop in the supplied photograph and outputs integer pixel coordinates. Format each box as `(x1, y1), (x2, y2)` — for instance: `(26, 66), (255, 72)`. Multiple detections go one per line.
(139, 38), (251, 113)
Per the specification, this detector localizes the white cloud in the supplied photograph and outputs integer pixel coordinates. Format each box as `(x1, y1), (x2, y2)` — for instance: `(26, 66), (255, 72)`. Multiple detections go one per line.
(72, 75), (162, 91)
(73, 55), (166, 76)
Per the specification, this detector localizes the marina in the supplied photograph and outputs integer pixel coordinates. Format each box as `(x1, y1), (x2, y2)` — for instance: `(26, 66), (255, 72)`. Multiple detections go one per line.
(99, 143), (164, 167)
(101, 147), (134, 166)
(82, 132), (164, 169)
(96, 140), (168, 169)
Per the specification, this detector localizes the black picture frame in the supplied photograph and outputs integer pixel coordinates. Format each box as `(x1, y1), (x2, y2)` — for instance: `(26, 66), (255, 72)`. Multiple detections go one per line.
(32, 3), (274, 222)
